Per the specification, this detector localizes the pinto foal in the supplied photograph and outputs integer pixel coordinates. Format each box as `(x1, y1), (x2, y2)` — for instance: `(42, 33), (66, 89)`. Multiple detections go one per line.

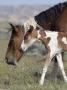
(21, 26), (67, 85)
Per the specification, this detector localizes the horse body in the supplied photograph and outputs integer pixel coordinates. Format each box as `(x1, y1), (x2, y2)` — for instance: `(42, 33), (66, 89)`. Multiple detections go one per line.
(35, 2), (67, 31)
(21, 1), (67, 84)
(24, 2), (67, 32)
(21, 26), (67, 85)
(5, 2), (67, 66)
(56, 7), (67, 32)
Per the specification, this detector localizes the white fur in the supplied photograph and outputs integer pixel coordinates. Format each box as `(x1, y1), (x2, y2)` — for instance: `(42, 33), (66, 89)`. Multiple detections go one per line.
(21, 39), (37, 51)
(39, 66), (47, 85)
(56, 53), (67, 82)
(45, 31), (61, 57)
(62, 37), (67, 44)
(21, 40), (26, 51)
(37, 31), (41, 38)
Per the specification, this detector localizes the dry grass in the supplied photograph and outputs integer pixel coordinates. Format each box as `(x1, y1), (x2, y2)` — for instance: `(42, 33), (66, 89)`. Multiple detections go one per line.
(0, 38), (67, 90)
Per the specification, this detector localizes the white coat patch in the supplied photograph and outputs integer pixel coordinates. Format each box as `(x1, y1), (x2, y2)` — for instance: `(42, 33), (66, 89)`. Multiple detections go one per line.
(37, 31), (41, 38)
(45, 31), (61, 57)
(21, 39), (37, 51)
(62, 37), (67, 44)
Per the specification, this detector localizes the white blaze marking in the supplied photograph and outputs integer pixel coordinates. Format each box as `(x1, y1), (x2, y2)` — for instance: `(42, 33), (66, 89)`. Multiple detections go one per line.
(62, 37), (67, 44)
(21, 40), (26, 51)
(21, 39), (37, 51)
(37, 31), (41, 38)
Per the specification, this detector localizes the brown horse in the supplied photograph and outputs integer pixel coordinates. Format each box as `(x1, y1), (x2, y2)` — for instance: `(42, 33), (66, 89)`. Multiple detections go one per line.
(5, 23), (24, 65)
(21, 26), (67, 85)
(24, 2), (67, 32)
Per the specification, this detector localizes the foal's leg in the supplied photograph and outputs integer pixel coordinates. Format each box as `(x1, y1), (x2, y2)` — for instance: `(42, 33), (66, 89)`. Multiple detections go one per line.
(51, 56), (59, 80)
(39, 54), (51, 85)
(56, 53), (67, 82)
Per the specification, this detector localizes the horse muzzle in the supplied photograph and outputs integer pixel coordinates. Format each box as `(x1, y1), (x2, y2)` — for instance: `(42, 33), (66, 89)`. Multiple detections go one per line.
(5, 57), (18, 66)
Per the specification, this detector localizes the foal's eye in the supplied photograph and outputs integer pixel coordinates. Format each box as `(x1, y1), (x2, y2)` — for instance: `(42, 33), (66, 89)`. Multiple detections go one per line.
(24, 35), (28, 40)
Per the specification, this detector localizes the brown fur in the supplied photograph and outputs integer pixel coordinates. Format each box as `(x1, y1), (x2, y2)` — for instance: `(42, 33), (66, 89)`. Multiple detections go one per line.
(35, 2), (67, 32)
(23, 27), (67, 57)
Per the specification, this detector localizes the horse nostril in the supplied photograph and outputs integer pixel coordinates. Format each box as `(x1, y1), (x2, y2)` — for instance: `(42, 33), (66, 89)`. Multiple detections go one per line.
(21, 44), (26, 51)
(23, 47), (25, 50)
(5, 56), (8, 60)
(22, 47), (27, 51)
(5, 57), (8, 63)
(6, 59), (16, 65)
(6, 59), (8, 63)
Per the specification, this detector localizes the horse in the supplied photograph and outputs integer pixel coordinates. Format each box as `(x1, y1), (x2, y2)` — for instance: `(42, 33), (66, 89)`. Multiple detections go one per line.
(24, 2), (67, 32)
(5, 2), (67, 65)
(23, 1), (67, 73)
(21, 26), (67, 85)
(5, 23), (24, 65)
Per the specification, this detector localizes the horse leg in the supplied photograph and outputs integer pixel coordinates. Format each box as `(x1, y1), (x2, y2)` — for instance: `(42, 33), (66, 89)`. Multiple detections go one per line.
(39, 54), (51, 85)
(51, 56), (59, 80)
(56, 53), (67, 82)
(52, 52), (64, 80)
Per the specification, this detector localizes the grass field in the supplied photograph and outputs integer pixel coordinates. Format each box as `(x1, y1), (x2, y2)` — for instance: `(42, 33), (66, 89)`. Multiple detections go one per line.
(0, 38), (67, 90)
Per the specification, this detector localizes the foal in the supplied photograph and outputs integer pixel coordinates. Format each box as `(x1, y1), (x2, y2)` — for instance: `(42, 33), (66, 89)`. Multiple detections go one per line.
(21, 26), (67, 85)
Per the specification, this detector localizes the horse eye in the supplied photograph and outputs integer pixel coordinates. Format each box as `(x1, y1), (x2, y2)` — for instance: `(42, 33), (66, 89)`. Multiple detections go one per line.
(24, 35), (28, 39)
(11, 39), (14, 42)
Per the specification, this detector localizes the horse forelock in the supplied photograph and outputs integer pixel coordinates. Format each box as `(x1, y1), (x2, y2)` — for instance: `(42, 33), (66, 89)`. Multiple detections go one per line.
(23, 17), (37, 34)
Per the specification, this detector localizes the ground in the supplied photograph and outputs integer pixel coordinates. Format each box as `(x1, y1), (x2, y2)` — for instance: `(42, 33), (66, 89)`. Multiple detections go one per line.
(0, 39), (67, 90)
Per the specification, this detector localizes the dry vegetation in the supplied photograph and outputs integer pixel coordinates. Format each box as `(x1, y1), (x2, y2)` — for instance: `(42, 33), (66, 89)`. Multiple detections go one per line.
(0, 28), (67, 90)
(0, 37), (67, 90)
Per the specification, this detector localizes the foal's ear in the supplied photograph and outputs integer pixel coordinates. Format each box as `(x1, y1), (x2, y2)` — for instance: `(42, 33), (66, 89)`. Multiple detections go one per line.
(36, 26), (40, 30)
(28, 25), (34, 33)
(30, 25), (34, 30)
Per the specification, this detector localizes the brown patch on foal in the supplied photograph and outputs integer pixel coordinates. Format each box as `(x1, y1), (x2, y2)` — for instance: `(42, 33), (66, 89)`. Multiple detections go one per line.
(39, 30), (51, 53)
(39, 30), (51, 46)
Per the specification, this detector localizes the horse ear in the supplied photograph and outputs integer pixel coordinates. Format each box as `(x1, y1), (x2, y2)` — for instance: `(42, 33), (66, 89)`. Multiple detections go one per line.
(9, 23), (15, 29)
(36, 26), (40, 30)
(30, 25), (34, 30)
(29, 25), (34, 33)
(22, 25), (25, 34)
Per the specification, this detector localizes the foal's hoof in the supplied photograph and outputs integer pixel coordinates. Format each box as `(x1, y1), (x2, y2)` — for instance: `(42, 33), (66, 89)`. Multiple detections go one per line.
(39, 80), (44, 85)
(65, 78), (67, 83)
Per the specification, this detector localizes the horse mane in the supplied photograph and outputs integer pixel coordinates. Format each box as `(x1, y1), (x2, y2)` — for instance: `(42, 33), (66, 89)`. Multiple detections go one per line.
(35, 1), (67, 25)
